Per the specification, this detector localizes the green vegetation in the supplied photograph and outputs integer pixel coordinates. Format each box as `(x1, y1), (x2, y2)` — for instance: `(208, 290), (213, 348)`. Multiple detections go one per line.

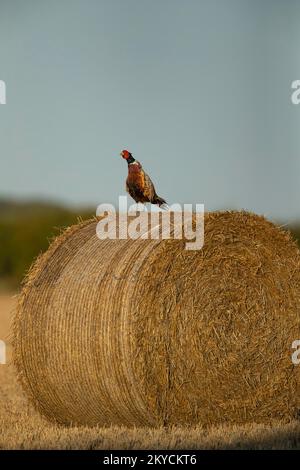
(0, 198), (93, 289)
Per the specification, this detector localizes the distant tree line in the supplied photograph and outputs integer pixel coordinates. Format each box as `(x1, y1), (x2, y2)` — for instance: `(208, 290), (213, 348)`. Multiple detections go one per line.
(0, 199), (93, 289)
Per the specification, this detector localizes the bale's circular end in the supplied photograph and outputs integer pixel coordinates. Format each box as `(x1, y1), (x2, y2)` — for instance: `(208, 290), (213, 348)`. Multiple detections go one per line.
(13, 211), (300, 426)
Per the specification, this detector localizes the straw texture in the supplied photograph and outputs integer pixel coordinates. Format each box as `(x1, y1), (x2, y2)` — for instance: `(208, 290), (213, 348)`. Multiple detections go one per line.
(13, 211), (300, 426)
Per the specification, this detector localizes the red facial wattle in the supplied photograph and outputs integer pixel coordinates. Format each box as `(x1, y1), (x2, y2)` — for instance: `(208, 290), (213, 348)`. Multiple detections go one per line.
(120, 150), (130, 160)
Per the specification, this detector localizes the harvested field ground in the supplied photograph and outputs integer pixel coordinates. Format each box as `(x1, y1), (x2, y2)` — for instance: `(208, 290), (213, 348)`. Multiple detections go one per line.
(0, 293), (300, 449)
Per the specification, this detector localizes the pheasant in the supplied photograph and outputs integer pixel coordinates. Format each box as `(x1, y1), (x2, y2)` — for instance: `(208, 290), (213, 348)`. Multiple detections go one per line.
(120, 150), (168, 208)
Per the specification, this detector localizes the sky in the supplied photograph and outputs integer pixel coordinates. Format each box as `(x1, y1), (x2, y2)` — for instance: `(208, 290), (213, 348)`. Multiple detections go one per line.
(0, 0), (300, 221)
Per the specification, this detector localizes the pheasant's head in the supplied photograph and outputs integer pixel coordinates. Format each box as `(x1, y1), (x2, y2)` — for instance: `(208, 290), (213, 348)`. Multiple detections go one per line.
(120, 150), (135, 164)
(120, 150), (132, 160)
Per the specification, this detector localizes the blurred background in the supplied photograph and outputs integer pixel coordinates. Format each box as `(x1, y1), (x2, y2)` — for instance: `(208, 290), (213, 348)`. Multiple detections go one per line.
(0, 0), (300, 290)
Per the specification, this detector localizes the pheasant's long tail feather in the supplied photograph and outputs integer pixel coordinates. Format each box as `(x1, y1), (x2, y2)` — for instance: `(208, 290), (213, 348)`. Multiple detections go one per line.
(160, 203), (169, 211)
(153, 195), (166, 206)
(153, 195), (169, 210)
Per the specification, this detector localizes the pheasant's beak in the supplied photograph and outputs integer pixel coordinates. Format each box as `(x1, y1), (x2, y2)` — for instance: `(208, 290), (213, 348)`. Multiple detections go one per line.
(120, 152), (124, 157)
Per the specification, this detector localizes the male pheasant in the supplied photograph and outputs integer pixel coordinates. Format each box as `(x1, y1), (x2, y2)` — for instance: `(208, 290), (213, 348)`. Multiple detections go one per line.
(120, 150), (167, 208)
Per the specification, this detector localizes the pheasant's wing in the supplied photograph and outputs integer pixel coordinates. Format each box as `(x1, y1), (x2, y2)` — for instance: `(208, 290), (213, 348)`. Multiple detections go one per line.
(143, 171), (156, 202)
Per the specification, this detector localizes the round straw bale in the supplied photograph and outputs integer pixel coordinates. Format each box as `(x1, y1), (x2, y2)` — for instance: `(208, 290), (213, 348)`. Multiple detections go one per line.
(13, 211), (300, 426)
